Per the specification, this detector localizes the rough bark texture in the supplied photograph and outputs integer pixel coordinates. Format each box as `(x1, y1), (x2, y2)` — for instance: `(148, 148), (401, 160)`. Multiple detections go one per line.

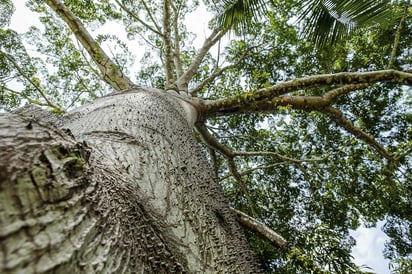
(0, 88), (262, 273)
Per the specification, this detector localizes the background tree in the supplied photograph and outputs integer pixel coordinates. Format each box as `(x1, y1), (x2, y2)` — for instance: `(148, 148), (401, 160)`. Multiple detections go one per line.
(1, 0), (411, 273)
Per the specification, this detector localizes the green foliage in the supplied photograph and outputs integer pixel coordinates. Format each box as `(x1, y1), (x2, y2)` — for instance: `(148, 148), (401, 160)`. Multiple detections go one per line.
(210, 0), (272, 33)
(0, 0), (14, 28)
(3, 0), (412, 272)
(298, 0), (394, 48)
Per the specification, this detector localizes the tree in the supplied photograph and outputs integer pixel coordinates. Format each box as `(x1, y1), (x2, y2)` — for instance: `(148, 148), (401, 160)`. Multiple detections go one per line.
(1, 0), (411, 273)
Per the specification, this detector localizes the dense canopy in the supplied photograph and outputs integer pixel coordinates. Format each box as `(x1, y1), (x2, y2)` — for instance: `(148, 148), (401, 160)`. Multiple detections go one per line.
(1, 0), (411, 273)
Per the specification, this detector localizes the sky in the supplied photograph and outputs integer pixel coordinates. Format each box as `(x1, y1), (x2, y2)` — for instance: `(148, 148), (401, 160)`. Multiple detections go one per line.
(8, 1), (393, 273)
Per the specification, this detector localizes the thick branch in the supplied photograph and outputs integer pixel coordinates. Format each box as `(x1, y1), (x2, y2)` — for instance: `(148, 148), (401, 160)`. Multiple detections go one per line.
(45, 0), (136, 90)
(163, 0), (176, 90)
(171, 2), (183, 79)
(231, 208), (288, 248)
(323, 83), (370, 101)
(176, 29), (227, 91)
(323, 106), (393, 160)
(203, 70), (412, 117)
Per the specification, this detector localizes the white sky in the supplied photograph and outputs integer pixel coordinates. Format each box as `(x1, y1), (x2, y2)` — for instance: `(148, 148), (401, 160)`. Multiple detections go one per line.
(9, 1), (392, 273)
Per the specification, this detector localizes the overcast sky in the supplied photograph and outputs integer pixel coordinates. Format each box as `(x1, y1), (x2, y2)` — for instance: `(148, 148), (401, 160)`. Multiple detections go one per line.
(9, 2), (392, 273)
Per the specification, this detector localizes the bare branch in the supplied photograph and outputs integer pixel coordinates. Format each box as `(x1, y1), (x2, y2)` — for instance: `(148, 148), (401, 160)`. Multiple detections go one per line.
(176, 29), (227, 91)
(45, 0), (136, 90)
(394, 146), (412, 162)
(115, 0), (164, 37)
(231, 208), (288, 248)
(323, 106), (393, 160)
(227, 158), (257, 215)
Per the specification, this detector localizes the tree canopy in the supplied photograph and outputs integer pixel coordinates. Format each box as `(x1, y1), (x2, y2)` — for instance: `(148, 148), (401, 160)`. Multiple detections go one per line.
(1, 0), (411, 273)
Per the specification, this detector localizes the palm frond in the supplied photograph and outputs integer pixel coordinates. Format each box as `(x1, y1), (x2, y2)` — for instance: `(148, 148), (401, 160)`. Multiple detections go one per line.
(213, 0), (271, 33)
(298, 0), (394, 48)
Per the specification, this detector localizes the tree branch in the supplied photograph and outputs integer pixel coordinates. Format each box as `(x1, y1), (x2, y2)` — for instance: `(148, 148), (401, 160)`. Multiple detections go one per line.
(323, 83), (370, 101)
(176, 29), (227, 91)
(195, 122), (234, 157)
(115, 0), (164, 37)
(4, 54), (64, 112)
(139, 0), (162, 33)
(219, 162), (285, 182)
(163, 0), (176, 90)
(231, 208), (288, 248)
(45, 0), (136, 90)
(203, 70), (412, 117)
(171, 1), (183, 79)
(227, 158), (257, 215)
(196, 123), (256, 214)
(387, 2), (410, 69)
(323, 106), (393, 160)
(190, 47), (252, 96)
(233, 151), (326, 163)
(190, 65), (235, 96)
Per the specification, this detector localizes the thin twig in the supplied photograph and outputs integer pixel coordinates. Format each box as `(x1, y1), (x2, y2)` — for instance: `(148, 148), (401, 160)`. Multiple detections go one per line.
(115, 0), (164, 37)
(219, 162), (285, 181)
(4, 54), (64, 112)
(139, 0), (162, 33)
(233, 151), (326, 163)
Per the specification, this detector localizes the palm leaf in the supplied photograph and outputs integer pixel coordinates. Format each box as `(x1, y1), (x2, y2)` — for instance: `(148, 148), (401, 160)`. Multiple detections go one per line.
(298, 0), (393, 48)
(213, 0), (271, 33)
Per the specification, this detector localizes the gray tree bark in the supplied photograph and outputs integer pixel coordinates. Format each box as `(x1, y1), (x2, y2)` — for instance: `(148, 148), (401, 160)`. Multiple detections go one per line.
(0, 88), (262, 273)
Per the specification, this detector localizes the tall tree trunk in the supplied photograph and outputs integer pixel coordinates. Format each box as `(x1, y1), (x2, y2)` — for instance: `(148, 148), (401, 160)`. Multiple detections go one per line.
(0, 89), (262, 273)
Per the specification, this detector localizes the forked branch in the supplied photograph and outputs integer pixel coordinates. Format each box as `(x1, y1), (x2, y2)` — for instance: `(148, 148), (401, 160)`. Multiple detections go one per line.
(203, 70), (412, 117)
(176, 29), (227, 91)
